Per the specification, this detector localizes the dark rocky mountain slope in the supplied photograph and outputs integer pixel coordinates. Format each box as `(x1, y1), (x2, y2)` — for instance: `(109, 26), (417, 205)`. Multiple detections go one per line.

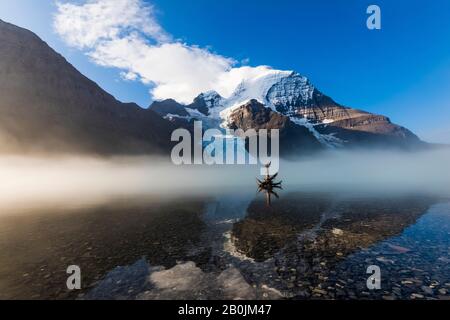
(0, 19), (175, 155)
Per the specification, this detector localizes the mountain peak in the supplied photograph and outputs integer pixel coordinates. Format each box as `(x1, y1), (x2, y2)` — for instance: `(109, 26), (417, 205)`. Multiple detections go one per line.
(226, 69), (295, 109)
(189, 90), (224, 116)
(150, 99), (189, 117)
(197, 90), (222, 100)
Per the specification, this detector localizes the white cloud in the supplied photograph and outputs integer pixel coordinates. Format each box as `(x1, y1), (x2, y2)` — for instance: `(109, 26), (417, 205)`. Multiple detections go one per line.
(53, 0), (276, 104)
(54, 0), (170, 48)
(120, 71), (139, 81)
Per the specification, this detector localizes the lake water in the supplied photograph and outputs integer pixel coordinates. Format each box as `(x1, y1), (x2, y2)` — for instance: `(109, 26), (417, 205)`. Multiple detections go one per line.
(0, 191), (449, 300)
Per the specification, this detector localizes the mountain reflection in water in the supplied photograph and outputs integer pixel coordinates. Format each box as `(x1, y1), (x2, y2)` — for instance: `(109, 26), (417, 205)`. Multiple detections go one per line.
(0, 193), (449, 300)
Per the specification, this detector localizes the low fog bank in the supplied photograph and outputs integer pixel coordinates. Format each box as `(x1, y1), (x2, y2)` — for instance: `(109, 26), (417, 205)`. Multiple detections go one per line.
(283, 148), (450, 193)
(0, 149), (449, 213)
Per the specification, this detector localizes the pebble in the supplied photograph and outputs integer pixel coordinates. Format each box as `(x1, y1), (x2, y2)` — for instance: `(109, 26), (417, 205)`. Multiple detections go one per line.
(376, 257), (394, 264)
(392, 287), (402, 294)
(387, 244), (411, 254)
(421, 286), (433, 295)
(313, 288), (327, 295)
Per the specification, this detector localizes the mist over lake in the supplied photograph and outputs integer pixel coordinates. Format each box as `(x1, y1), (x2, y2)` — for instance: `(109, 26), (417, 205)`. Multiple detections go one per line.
(1, 149), (449, 213)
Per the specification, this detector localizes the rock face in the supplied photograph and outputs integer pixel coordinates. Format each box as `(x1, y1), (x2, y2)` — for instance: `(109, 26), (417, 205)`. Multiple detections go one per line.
(0, 20), (175, 155)
(295, 105), (420, 147)
(227, 100), (323, 155)
(266, 72), (324, 113)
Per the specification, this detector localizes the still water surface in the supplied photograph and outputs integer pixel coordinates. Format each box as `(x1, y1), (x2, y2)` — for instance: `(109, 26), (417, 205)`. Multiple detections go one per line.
(0, 191), (449, 300)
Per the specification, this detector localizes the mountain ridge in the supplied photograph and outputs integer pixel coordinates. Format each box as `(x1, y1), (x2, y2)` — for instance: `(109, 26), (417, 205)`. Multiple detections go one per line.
(0, 19), (176, 155)
(150, 68), (424, 151)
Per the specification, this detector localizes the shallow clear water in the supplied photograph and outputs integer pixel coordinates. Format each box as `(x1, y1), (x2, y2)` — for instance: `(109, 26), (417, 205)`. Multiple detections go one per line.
(0, 192), (449, 300)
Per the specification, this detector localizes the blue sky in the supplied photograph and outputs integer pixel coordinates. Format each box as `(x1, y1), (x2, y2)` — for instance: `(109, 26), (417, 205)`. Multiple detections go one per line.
(1, 0), (450, 143)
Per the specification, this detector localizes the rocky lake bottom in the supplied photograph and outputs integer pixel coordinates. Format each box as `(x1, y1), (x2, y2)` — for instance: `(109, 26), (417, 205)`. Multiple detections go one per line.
(0, 192), (449, 300)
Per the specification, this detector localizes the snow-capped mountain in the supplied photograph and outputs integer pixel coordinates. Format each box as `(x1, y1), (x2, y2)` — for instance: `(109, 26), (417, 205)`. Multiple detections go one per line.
(151, 68), (423, 154)
(153, 69), (320, 129)
(182, 70), (318, 124)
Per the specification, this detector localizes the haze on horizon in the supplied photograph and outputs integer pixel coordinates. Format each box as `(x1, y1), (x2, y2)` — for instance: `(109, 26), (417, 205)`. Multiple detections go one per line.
(1, 149), (449, 214)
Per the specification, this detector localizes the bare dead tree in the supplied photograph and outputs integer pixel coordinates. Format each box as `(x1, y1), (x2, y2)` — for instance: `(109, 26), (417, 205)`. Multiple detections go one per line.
(257, 162), (283, 206)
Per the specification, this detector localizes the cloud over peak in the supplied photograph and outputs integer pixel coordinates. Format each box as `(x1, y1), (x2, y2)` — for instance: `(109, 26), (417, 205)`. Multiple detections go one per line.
(54, 0), (277, 104)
